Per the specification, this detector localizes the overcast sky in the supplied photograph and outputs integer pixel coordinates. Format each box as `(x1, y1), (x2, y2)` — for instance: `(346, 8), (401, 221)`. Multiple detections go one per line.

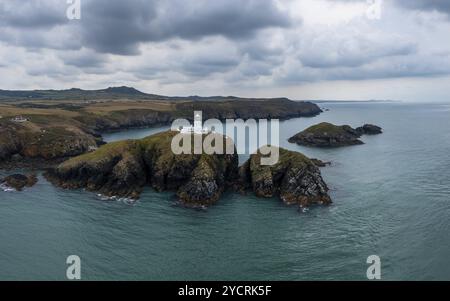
(1, 0), (450, 101)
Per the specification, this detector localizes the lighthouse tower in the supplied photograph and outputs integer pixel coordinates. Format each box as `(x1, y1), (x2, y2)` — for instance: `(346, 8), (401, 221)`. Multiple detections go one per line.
(194, 112), (203, 134)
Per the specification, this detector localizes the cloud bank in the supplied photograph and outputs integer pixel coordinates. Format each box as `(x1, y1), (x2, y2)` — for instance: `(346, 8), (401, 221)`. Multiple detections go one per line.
(1, 0), (450, 101)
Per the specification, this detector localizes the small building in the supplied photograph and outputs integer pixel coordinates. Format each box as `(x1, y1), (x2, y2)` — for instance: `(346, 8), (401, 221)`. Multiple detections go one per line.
(11, 116), (28, 123)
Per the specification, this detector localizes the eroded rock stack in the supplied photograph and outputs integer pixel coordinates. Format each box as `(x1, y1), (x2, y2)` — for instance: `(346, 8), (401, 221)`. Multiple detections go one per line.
(238, 146), (331, 207)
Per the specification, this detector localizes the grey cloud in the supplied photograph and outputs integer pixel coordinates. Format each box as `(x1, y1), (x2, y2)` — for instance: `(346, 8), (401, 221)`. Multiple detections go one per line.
(238, 37), (285, 62)
(0, 0), (290, 56)
(0, 0), (68, 28)
(395, 0), (450, 15)
(298, 36), (417, 69)
(2, 0), (450, 91)
(182, 56), (240, 77)
(334, 0), (450, 15)
(278, 52), (450, 84)
(79, 0), (290, 55)
(58, 49), (107, 68)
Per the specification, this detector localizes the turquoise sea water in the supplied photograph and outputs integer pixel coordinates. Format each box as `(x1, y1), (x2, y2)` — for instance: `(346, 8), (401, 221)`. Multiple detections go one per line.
(1, 102), (450, 280)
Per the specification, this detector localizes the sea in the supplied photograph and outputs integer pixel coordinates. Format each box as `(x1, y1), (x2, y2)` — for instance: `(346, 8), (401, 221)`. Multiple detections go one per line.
(1, 102), (449, 280)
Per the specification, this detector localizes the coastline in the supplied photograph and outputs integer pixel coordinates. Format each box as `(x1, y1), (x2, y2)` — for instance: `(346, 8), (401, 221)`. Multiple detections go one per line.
(0, 99), (323, 170)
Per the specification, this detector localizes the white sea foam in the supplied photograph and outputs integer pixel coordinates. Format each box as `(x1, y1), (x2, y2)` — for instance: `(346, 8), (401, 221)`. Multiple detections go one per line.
(0, 183), (15, 192)
(95, 193), (137, 205)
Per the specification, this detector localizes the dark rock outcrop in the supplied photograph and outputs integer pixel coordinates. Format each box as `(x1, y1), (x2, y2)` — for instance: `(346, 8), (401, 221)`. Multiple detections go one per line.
(1, 174), (38, 191)
(238, 146), (331, 207)
(356, 124), (383, 135)
(288, 122), (382, 147)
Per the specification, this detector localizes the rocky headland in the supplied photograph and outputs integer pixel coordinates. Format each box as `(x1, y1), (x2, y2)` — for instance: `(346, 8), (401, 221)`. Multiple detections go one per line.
(45, 131), (239, 207)
(288, 122), (382, 147)
(45, 131), (331, 208)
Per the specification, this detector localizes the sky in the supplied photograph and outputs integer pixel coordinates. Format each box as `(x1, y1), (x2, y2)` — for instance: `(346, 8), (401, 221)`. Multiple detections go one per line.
(1, 0), (450, 101)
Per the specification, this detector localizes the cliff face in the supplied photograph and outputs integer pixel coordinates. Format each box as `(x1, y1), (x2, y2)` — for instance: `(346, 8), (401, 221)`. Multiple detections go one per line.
(0, 125), (21, 161)
(0, 120), (101, 166)
(45, 140), (148, 199)
(74, 110), (173, 132)
(238, 146), (331, 207)
(45, 131), (239, 206)
(173, 99), (322, 120)
(288, 122), (382, 147)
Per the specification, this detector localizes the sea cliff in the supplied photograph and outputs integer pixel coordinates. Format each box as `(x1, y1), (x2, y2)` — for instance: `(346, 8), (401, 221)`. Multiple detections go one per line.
(238, 146), (331, 207)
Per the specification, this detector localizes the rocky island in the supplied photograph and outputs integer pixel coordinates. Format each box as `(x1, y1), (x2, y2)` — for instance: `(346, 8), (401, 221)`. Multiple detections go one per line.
(45, 131), (331, 208)
(288, 122), (382, 147)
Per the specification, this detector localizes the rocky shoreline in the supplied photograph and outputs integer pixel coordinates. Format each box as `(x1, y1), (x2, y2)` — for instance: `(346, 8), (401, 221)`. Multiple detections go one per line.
(44, 131), (331, 208)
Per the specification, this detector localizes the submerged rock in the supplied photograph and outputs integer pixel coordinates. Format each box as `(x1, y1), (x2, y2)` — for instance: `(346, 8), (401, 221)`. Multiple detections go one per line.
(1, 174), (38, 191)
(288, 122), (382, 147)
(310, 158), (331, 167)
(238, 146), (331, 207)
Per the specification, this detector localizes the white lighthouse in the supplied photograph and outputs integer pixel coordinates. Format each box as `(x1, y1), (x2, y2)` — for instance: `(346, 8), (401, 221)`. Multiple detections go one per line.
(179, 111), (210, 134)
(194, 112), (203, 133)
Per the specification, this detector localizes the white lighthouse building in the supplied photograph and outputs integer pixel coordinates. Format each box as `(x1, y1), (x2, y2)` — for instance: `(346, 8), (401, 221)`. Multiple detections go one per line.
(180, 111), (210, 134)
